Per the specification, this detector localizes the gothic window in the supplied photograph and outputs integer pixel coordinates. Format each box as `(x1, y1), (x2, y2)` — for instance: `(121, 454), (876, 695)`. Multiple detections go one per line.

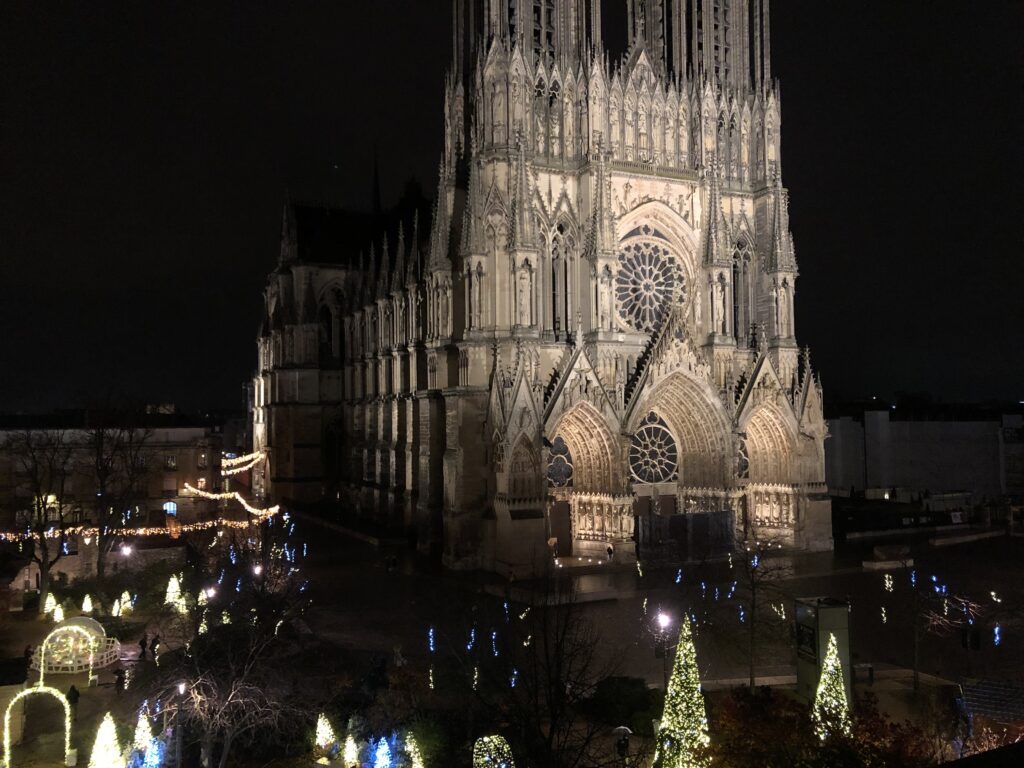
(615, 237), (682, 333)
(547, 435), (574, 487)
(629, 412), (678, 484)
(732, 240), (752, 345)
(509, 437), (540, 498)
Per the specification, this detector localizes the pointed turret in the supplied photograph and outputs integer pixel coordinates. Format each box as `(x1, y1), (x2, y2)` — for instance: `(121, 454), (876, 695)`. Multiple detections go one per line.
(702, 161), (730, 266)
(365, 244), (377, 305)
(427, 162), (452, 273)
(765, 172), (797, 273)
(509, 135), (535, 249)
(393, 222), (406, 295)
(379, 233), (391, 299)
(279, 200), (297, 266)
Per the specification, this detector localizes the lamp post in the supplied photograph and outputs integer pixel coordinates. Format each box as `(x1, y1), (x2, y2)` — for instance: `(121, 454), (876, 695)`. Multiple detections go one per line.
(654, 611), (674, 691)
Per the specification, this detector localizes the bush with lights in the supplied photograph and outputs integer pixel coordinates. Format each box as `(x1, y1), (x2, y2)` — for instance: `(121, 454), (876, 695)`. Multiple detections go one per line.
(472, 734), (514, 768)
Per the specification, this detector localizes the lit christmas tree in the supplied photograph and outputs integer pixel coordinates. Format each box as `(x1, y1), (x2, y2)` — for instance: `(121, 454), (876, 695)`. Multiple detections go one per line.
(81, 594), (93, 613)
(165, 575), (186, 614)
(132, 710), (153, 752)
(405, 732), (426, 768)
(315, 713), (336, 750)
(653, 619), (710, 768)
(812, 633), (851, 742)
(52, 603), (65, 623)
(373, 736), (392, 768)
(472, 735), (514, 768)
(142, 737), (164, 768)
(343, 734), (359, 765)
(43, 592), (57, 614)
(88, 712), (122, 768)
(111, 598), (122, 618)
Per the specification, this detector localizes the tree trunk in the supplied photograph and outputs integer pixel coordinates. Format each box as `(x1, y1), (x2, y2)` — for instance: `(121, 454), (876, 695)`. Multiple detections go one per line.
(218, 733), (235, 768)
(95, 529), (106, 580)
(38, 562), (51, 616)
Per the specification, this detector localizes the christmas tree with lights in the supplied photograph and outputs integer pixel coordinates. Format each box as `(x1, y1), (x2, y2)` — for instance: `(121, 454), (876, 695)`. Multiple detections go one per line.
(405, 732), (426, 768)
(812, 633), (851, 742)
(314, 713), (336, 750)
(653, 619), (710, 768)
(88, 712), (123, 768)
(132, 709), (153, 752)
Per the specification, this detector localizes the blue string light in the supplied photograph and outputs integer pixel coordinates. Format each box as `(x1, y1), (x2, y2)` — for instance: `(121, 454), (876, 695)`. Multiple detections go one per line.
(466, 628), (476, 652)
(428, 627), (436, 653)
(994, 624), (1002, 647)
(491, 630), (499, 657)
(675, 569), (683, 584)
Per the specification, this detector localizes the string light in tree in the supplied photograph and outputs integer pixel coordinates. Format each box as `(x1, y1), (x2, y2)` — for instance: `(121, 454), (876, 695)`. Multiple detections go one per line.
(472, 735), (514, 768)
(652, 618), (710, 768)
(88, 712), (122, 768)
(343, 735), (359, 766)
(373, 737), (392, 768)
(811, 633), (852, 742)
(405, 732), (426, 768)
(315, 713), (337, 751)
(133, 709), (154, 752)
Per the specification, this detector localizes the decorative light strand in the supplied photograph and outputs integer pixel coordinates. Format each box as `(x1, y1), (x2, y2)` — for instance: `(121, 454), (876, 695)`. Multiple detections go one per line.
(221, 450), (265, 467)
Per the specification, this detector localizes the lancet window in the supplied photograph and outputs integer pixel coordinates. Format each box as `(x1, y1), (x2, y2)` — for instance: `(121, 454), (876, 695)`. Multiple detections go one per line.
(732, 239), (753, 346)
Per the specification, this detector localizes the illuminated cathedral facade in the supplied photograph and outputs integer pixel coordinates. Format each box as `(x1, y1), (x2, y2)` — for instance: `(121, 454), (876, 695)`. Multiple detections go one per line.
(252, 0), (832, 573)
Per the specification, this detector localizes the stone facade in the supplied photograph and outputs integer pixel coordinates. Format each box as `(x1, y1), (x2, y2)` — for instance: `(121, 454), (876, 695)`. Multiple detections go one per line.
(253, 0), (832, 573)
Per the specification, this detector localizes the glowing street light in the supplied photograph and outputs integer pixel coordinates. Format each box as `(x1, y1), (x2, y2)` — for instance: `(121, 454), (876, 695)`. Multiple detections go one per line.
(656, 612), (672, 632)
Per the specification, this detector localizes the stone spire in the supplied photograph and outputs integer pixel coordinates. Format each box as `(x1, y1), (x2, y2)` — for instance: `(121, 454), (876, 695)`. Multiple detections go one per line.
(393, 222), (406, 295)
(588, 139), (616, 258)
(406, 210), (421, 287)
(279, 200), (297, 266)
(378, 233), (391, 299)
(365, 243), (377, 305)
(509, 134), (535, 249)
(702, 161), (730, 266)
(427, 161), (452, 273)
(765, 172), (796, 273)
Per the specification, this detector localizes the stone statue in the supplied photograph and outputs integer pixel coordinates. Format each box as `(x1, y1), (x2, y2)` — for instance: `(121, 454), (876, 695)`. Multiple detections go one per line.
(516, 265), (531, 326)
(778, 280), (791, 337)
(713, 277), (726, 335)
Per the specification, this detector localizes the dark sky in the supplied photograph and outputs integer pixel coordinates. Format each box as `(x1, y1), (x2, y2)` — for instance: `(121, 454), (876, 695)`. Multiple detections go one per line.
(1, 1), (1021, 413)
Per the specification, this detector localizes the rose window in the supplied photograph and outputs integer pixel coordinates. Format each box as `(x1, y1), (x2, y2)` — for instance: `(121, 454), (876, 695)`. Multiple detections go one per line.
(629, 412), (678, 484)
(616, 240), (681, 333)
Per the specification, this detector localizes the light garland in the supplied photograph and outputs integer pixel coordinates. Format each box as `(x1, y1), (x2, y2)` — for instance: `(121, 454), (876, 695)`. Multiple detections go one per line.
(3, 685), (71, 768)
(811, 633), (852, 742)
(182, 484), (279, 517)
(220, 455), (262, 476)
(221, 450), (265, 467)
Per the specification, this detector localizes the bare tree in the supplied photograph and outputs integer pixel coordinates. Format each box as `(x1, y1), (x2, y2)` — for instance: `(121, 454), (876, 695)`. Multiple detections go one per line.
(437, 572), (629, 768)
(731, 536), (790, 691)
(80, 409), (153, 579)
(4, 430), (75, 612)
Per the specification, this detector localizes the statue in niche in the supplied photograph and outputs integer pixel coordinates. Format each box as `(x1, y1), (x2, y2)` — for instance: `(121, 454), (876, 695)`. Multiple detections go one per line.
(778, 280), (791, 337)
(516, 262), (532, 326)
(471, 263), (483, 327)
(438, 285), (449, 337)
(492, 85), (506, 144)
(563, 95), (574, 157)
(535, 112), (546, 154)
(713, 276), (727, 335)
(599, 265), (614, 330)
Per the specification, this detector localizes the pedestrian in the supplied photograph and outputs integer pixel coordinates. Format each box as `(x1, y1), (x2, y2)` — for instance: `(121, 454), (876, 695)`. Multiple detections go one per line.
(150, 635), (160, 657)
(114, 668), (126, 696)
(606, 544), (614, 561)
(66, 684), (80, 721)
(138, 634), (148, 660)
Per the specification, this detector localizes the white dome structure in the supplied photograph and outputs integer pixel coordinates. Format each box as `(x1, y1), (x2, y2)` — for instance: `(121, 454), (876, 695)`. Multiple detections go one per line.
(32, 617), (121, 678)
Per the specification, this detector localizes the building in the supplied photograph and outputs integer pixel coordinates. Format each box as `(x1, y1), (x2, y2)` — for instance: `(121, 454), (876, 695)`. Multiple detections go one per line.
(826, 401), (1024, 505)
(0, 408), (230, 588)
(253, 0), (832, 574)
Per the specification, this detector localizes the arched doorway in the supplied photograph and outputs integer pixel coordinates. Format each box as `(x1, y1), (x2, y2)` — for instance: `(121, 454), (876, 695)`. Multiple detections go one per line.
(547, 402), (634, 559)
(741, 403), (798, 540)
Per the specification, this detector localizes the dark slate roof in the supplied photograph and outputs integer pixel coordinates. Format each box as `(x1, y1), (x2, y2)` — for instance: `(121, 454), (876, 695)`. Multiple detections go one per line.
(962, 679), (1024, 723)
(283, 182), (432, 269)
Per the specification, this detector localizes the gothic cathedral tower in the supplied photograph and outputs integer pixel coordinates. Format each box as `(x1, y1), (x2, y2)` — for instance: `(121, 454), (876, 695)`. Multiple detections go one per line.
(252, 0), (832, 574)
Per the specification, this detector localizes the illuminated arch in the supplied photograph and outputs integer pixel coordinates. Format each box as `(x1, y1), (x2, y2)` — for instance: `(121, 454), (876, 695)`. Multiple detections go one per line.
(35, 622), (114, 685)
(741, 403), (797, 484)
(549, 402), (618, 494)
(3, 686), (71, 768)
(629, 372), (731, 487)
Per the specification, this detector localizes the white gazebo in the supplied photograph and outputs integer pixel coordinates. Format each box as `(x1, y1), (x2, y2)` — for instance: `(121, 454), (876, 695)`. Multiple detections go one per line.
(31, 617), (121, 680)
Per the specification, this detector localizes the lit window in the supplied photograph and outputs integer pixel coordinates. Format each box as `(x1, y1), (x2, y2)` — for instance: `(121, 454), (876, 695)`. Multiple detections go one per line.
(164, 455), (177, 471)
(163, 501), (178, 516)
(196, 477), (207, 490)
(198, 453), (208, 470)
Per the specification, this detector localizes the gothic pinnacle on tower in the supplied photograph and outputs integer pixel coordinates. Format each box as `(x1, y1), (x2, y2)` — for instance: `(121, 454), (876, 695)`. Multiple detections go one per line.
(509, 134), (535, 249)
(393, 222), (406, 294)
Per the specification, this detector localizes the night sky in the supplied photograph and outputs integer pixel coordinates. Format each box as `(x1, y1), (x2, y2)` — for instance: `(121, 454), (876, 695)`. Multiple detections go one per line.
(1, 1), (1021, 413)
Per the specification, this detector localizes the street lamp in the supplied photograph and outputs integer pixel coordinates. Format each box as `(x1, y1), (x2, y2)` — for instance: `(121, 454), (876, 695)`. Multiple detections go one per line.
(653, 610), (675, 690)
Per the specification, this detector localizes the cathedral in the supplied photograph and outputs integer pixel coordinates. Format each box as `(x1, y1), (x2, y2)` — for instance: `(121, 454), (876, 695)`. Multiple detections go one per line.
(251, 0), (833, 574)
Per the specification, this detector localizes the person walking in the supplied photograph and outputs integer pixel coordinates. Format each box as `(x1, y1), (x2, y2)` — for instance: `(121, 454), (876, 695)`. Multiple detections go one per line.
(150, 635), (160, 658)
(114, 668), (126, 696)
(66, 685), (80, 721)
(138, 634), (148, 660)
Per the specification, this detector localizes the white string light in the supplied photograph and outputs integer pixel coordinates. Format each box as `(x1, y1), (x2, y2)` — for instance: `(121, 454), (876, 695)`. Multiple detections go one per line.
(221, 450), (265, 468)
